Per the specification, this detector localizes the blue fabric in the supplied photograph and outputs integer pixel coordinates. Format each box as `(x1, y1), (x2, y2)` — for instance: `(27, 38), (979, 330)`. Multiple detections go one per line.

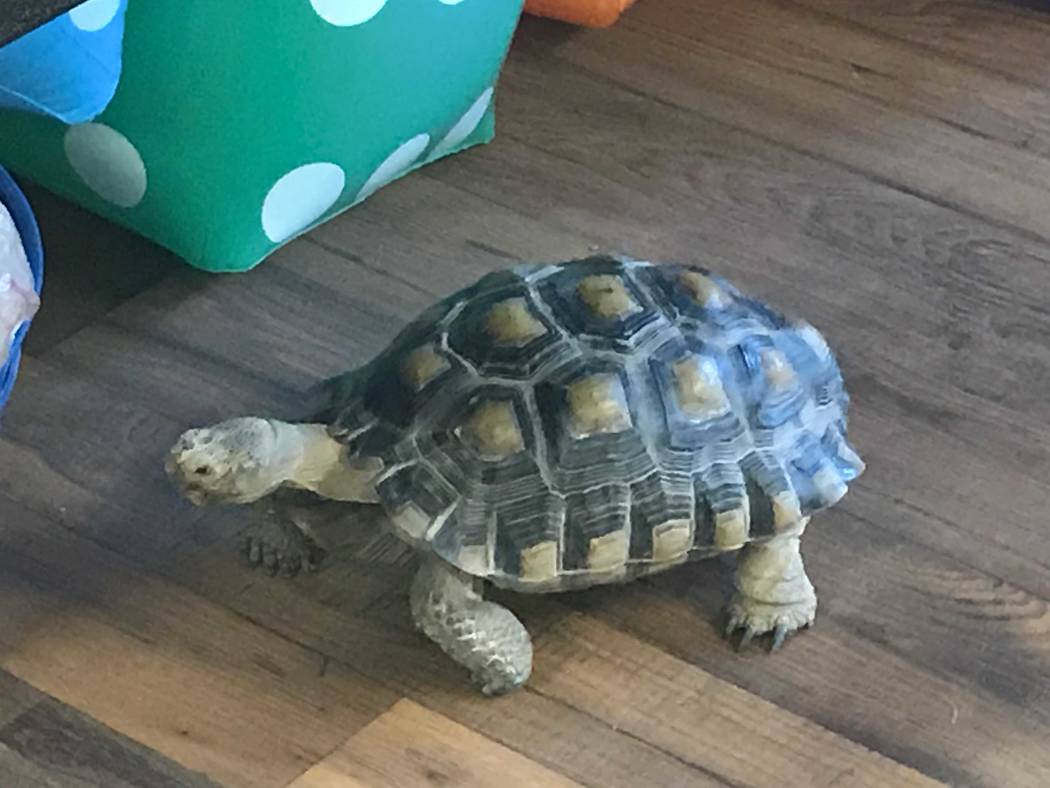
(0, 166), (43, 414)
(0, 0), (127, 124)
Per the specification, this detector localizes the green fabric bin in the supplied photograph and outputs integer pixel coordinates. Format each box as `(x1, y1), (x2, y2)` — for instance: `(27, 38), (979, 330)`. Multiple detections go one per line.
(0, 0), (523, 272)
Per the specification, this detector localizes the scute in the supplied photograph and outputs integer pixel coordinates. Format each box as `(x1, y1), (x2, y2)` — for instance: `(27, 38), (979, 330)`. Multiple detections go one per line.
(447, 282), (570, 380)
(649, 337), (746, 451)
(539, 257), (670, 353)
(459, 398), (526, 460)
(320, 256), (864, 590)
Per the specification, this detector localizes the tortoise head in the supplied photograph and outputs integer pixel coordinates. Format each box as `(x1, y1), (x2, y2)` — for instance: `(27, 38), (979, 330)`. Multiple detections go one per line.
(165, 417), (286, 506)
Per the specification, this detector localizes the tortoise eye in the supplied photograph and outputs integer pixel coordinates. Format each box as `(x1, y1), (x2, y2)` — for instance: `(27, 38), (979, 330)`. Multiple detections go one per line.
(194, 466), (211, 476)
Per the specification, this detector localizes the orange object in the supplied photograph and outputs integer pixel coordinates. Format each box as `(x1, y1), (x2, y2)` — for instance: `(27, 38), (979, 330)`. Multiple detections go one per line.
(524, 0), (637, 27)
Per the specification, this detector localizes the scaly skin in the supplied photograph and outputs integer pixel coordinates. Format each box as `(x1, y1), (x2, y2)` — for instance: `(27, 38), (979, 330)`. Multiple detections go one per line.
(724, 532), (817, 651)
(410, 556), (532, 696)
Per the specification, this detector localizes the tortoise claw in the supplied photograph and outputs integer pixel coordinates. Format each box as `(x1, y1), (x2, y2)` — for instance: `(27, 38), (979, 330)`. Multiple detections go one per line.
(736, 627), (756, 651)
(245, 537), (262, 566)
(724, 592), (816, 653)
(770, 622), (789, 652)
(724, 613), (742, 639)
(262, 548), (279, 575)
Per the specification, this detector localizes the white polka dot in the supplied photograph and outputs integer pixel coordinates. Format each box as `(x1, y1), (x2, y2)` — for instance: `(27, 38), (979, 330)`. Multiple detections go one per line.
(64, 124), (147, 208)
(431, 87), (494, 159)
(310, 0), (387, 26)
(69, 0), (121, 32)
(355, 134), (431, 202)
(438, 0), (467, 4)
(261, 163), (346, 243)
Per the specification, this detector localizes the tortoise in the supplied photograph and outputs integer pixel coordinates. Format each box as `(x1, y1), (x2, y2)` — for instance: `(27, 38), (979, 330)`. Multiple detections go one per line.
(166, 255), (864, 695)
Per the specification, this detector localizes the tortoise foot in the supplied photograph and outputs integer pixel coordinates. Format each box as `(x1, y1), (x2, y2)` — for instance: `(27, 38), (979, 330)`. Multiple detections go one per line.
(724, 594), (816, 652)
(243, 516), (326, 577)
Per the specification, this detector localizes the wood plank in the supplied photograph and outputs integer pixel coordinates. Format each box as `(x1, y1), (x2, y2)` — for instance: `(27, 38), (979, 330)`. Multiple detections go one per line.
(18, 183), (177, 355)
(304, 172), (602, 294)
(0, 499), (398, 788)
(795, 0), (1050, 90)
(531, 615), (942, 787)
(839, 404), (1050, 601)
(0, 357), (242, 564)
(639, 0), (1050, 158)
(40, 318), (298, 426)
(0, 671), (43, 728)
(40, 246), (421, 425)
(569, 566), (1050, 787)
(0, 698), (219, 788)
(13, 143), (1050, 787)
(166, 548), (722, 788)
(0, 0), (85, 47)
(0, 741), (79, 788)
(96, 259), (401, 395)
(807, 516), (1050, 724)
(289, 700), (581, 788)
(656, 510), (1050, 725)
(510, 11), (1050, 242)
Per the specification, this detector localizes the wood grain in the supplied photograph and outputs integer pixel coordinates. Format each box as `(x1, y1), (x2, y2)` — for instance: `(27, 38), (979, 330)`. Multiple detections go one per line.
(645, 0), (1050, 158)
(509, 11), (1050, 240)
(165, 548), (725, 788)
(0, 699), (220, 788)
(0, 671), (43, 728)
(796, 0), (1050, 90)
(0, 356), (242, 564)
(18, 182), (178, 356)
(0, 742), (76, 788)
(290, 700), (581, 788)
(0, 500), (397, 788)
(0, 0), (85, 47)
(532, 615), (943, 787)
(569, 564), (1050, 787)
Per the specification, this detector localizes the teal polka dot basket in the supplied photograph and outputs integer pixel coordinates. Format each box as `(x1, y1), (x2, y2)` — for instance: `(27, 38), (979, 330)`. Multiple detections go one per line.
(0, 0), (525, 273)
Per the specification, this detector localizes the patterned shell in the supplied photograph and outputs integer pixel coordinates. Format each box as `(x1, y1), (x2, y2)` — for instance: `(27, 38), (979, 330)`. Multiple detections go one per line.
(324, 256), (864, 592)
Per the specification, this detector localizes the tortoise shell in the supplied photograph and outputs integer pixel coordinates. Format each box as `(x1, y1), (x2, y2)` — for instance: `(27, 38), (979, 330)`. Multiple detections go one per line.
(322, 256), (864, 592)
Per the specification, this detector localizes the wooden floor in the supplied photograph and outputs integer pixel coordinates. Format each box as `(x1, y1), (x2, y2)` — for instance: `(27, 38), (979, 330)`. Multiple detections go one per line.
(2, 2), (1049, 785)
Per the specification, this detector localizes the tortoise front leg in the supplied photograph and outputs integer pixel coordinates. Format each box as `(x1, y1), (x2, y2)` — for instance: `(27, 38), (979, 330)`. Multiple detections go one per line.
(410, 556), (532, 696)
(724, 525), (817, 652)
(243, 491), (327, 576)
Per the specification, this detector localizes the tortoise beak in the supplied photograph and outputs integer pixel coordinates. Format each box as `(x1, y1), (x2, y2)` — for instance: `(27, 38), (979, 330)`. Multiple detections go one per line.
(164, 447), (208, 506)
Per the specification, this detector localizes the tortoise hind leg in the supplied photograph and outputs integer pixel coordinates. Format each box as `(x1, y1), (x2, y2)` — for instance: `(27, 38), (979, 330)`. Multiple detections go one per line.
(725, 526), (817, 652)
(410, 556), (532, 696)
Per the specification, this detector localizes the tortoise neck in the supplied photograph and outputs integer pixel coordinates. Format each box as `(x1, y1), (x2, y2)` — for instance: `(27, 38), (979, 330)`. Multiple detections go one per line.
(275, 422), (341, 490)
(276, 421), (380, 503)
